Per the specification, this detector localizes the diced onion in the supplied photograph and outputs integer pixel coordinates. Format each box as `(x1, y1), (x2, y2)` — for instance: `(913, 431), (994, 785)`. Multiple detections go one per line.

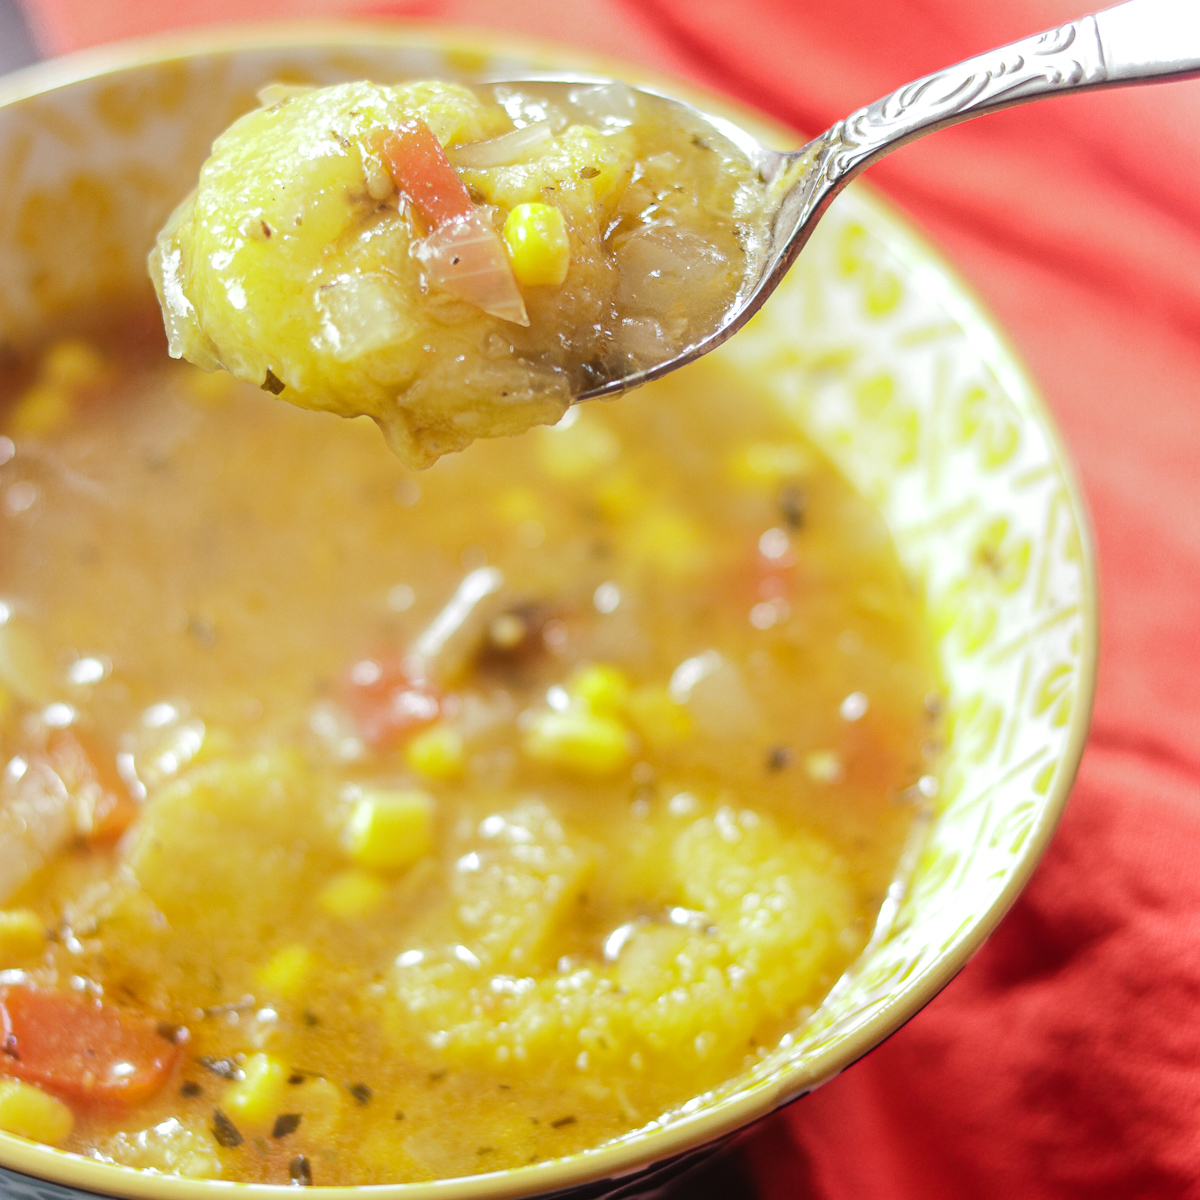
(616, 315), (676, 368)
(449, 123), (553, 170)
(614, 224), (731, 318)
(567, 82), (639, 129)
(411, 212), (529, 326)
(669, 650), (760, 737)
(315, 274), (409, 361)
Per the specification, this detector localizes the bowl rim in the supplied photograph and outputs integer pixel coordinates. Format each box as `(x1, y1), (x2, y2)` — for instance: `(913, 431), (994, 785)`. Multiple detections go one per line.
(0, 20), (1099, 1200)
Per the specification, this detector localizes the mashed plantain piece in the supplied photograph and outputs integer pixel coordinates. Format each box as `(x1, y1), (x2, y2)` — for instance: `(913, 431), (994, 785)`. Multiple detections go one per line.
(150, 79), (768, 466)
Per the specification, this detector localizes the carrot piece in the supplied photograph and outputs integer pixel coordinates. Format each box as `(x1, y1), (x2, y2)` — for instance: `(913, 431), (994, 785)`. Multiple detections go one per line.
(379, 120), (474, 230)
(44, 730), (138, 845)
(342, 654), (441, 749)
(0, 986), (183, 1111)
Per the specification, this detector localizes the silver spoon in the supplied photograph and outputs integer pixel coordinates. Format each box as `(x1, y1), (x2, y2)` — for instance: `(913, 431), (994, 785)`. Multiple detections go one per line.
(518, 0), (1199, 402)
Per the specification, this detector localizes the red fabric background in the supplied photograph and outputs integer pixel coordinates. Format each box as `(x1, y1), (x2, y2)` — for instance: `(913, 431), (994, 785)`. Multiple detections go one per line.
(14, 1), (1200, 1196)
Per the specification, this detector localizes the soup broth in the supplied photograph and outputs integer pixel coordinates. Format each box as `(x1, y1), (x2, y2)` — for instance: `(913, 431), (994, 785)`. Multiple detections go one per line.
(0, 315), (939, 1185)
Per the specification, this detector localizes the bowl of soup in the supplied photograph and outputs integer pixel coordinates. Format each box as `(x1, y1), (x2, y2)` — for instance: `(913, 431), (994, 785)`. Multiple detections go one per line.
(0, 25), (1095, 1200)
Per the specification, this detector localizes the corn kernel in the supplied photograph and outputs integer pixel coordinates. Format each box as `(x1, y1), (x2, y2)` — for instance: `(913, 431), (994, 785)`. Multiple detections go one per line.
(0, 1078), (73, 1145)
(222, 1053), (289, 1132)
(405, 726), (464, 782)
(342, 789), (434, 872)
(8, 384), (71, 438)
(593, 471), (648, 521)
(523, 708), (632, 776)
(318, 868), (389, 918)
(0, 910), (45, 966)
(568, 663), (631, 718)
(254, 944), (315, 999)
(625, 685), (693, 749)
(537, 415), (619, 482)
(41, 340), (104, 388)
(492, 486), (541, 525)
(628, 508), (707, 575)
(503, 202), (570, 287)
(728, 442), (815, 487)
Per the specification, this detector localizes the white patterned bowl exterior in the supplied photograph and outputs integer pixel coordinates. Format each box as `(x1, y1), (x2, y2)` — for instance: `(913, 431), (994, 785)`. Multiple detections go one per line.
(0, 27), (1096, 1200)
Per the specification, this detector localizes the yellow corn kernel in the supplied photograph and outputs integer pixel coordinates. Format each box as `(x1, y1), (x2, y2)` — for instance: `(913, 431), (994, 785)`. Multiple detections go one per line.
(625, 685), (693, 749)
(318, 868), (389, 918)
(342, 789), (434, 873)
(537, 414), (620, 482)
(0, 910), (45, 966)
(0, 684), (12, 727)
(593, 471), (649, 521)
(8, 384), (71, 438)
(254, 944), (315, 999)
(568, 663), (631, 718)
(222, 1053), (289, 1133)
(0, 1078), (73, 1146)
(503, 202), (570, 287)
(628, 508), (707, 575)
(405, 726), (464, 782)
(492, 486), (542, 525)
(41, 340), (104, 388)
(523, 708), (632, 776)
(728, 441), (815, 487)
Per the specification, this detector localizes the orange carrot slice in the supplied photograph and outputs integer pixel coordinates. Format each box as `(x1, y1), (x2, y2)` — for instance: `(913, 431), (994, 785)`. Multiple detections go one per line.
(379, 120), (474, 230)
(0, 986), (183, 1111)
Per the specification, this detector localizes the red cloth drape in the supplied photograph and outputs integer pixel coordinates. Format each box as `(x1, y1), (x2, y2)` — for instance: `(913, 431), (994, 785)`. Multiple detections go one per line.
(15, 1), (1200, 1196)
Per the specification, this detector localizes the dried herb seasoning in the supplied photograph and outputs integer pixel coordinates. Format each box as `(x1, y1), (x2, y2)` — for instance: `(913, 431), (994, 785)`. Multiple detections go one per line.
(211, 1109), (243, 1148)
(272, 1113), (302, 1139)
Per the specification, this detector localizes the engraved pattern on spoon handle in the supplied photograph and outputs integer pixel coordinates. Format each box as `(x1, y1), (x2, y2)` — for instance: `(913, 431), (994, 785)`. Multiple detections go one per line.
(770, 0), (1200, 272)
(810, 17), (1106, 190)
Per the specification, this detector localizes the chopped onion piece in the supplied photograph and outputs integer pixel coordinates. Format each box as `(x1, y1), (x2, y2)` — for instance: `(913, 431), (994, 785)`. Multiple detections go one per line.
(449, 123), (553, 170)
(567, 82), (639, 129)
(615, 224), (731, 318)
(316, 274), (408, 361)
(411, 212), (529, 326)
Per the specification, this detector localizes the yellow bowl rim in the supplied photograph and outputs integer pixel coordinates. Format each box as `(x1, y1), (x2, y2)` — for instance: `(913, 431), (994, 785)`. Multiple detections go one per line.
(0, 20), (1099, 1199)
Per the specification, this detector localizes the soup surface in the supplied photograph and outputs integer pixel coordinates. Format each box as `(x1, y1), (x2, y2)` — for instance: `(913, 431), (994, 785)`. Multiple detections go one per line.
(151, 79), (770, 467)
(0, 315), (939, 1185)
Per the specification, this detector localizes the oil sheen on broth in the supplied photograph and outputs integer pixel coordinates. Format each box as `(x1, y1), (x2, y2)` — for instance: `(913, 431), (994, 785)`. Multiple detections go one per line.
(0, 317), (940, 1185)
(151, 79), (771, 468)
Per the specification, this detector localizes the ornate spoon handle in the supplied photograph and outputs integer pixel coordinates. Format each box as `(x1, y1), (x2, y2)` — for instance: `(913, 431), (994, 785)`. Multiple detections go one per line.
(769, 0), (1200, 265)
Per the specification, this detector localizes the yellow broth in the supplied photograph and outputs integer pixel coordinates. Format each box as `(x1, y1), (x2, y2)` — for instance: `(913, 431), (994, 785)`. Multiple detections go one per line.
(0, 315), (940, 1184)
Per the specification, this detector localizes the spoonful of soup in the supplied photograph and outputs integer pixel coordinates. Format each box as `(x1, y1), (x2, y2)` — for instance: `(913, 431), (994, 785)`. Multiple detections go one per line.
(150, 0), (1198, 468)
